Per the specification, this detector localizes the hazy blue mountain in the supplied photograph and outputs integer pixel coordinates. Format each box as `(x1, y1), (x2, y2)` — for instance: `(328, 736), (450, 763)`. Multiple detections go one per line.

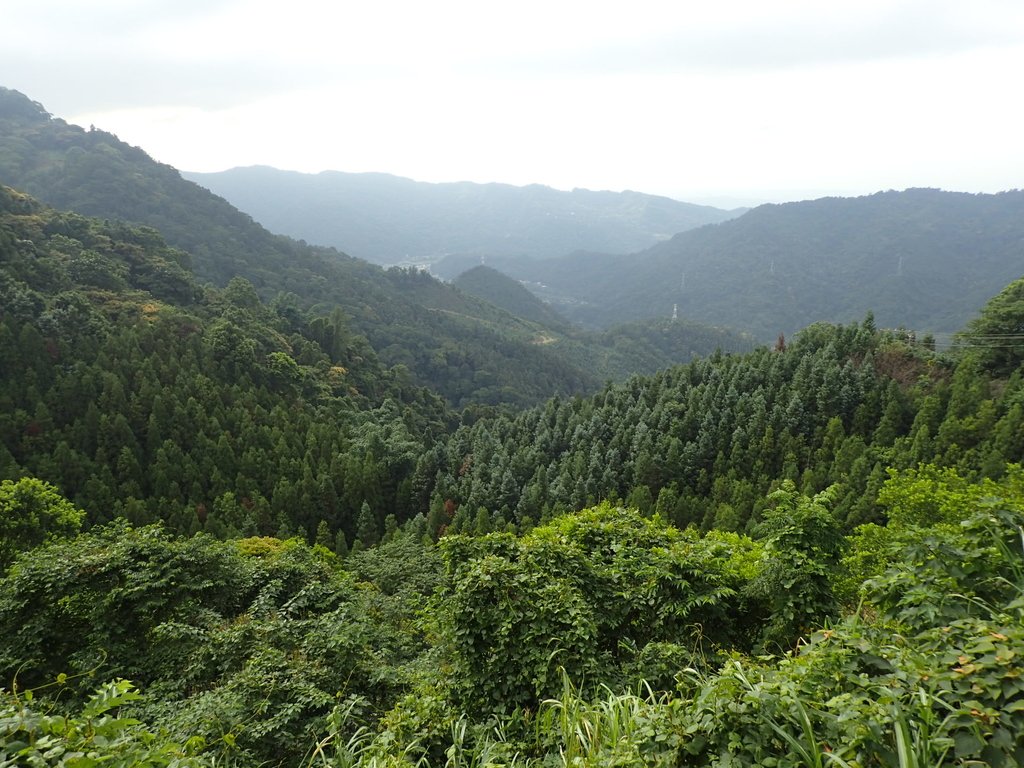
(502, 189), (1024, 341)
(183, 166), (742, 265)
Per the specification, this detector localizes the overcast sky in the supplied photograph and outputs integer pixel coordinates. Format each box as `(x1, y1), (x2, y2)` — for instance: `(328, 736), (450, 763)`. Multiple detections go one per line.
(3, 0), (1023, 206)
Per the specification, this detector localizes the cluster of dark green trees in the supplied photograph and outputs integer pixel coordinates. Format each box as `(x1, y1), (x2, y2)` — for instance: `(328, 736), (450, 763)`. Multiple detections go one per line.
(421, 311), (1024, 538)
(0, 185), (450, 550)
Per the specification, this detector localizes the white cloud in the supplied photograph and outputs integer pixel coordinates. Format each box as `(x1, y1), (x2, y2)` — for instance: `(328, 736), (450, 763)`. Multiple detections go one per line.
(5, 0), (1023, 201)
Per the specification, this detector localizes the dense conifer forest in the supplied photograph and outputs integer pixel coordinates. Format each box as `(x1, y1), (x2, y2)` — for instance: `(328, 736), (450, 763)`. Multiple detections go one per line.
(1, 85), (1024, 766)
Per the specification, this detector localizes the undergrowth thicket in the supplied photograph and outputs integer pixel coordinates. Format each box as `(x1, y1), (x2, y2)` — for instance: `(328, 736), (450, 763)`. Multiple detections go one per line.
(2, 465), (1022, 766)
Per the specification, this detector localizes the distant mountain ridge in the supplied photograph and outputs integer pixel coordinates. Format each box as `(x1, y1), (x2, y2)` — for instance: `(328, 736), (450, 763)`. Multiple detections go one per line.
(497, 188), (1024, 340)
(183, 166), (742, 265)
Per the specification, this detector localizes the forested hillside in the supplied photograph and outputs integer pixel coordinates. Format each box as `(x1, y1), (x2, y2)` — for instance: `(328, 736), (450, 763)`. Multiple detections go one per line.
(183, 165), (740, 265)
(417, 308), (1024, 537)
(452, 265), (574, 331)
(0, 87), (597, 407)
(501, 188), (1024, 339)
(0, 184), (453, 545)
(5, 164), (1019, 552)
(0, 87), (752, 407)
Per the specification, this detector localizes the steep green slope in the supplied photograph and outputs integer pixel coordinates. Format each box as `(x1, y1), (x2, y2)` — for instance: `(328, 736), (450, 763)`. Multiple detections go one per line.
(509, 188), (1024, 340)
(0, 86), (759, 408)
(0, 180), (749, 549)
(183, 165), (741, 265)
(0, 87), (602, 407)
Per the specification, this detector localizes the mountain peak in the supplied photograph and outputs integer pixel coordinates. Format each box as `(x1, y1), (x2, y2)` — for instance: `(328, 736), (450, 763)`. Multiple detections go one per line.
(0, 87), (51, 122)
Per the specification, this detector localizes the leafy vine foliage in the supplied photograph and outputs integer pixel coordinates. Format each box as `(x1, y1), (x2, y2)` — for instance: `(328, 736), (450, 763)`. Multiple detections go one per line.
(0, 527), (435, 764)
(5, 472), (1021, 766)
(441, 505), (755, 715)
(2, 679), (210, 767)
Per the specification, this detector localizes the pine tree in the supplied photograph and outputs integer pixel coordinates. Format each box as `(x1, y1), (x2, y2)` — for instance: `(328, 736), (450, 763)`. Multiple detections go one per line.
(315, 519), (333, 549)
(473, 506), (492, 535)
(357, 501), (379, 547)
(334, 529), (349, 557)
(426, 492), (446, 540)
(382, 513), (398, 542)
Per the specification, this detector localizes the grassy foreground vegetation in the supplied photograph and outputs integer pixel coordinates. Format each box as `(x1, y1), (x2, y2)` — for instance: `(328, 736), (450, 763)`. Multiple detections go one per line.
(2, 466), (1023, 766)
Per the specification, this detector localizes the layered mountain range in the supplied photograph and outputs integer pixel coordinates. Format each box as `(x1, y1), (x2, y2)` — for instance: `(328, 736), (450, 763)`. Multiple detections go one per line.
(489, 188), (1024, 339)
(183, 165), (741, 265)
(178, 122), (1024, 344)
